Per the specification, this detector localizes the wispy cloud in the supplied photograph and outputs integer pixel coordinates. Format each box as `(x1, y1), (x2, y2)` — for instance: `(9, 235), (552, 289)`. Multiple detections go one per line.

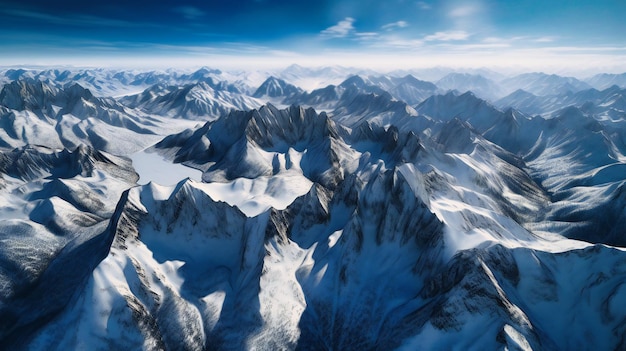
(481, 35), (560, 46)
(376, 37), (424, 49)
(320, 17), (355, 38)
(436, 42), (511, 50)
(382, 21), (408, 31)
(449, 4), (480, 18)
(424, 30), (470, 41)
(536, 46), (626, 53)
(447, 2), (487, 33)
(482, 37), (506, 43)
(174, 6), (206, 20)
(481, 36), (527, 44)
(416, 1), (431, 10)
(355, 32), (379, 41)
(534, 36), (555, 43)
(1, 8), (160, 29)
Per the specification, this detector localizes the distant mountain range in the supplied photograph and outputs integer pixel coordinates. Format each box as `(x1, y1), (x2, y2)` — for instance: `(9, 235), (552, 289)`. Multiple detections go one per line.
(1, 65), (626, 350)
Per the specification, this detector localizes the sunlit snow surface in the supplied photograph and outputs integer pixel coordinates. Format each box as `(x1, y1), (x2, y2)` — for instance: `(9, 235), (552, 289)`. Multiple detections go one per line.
(130, 149), (202, 185)
(198, 174), (313, 217)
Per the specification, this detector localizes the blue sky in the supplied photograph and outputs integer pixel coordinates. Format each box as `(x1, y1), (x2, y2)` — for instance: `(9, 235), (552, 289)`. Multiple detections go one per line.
(1, 0), (625, 71)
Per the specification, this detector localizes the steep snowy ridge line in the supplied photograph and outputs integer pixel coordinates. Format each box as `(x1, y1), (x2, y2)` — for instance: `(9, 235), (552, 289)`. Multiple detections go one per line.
(0, 144), (139, 349)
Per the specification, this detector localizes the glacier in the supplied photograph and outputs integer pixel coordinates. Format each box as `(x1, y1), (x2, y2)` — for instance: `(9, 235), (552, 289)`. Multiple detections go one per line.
(1, 66), (626, 350)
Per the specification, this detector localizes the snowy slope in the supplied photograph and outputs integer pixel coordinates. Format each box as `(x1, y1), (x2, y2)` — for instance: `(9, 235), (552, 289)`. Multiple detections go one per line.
(0, 79), (197, 155)
(152, 103), (358, 190)
(338, 75), (439, 105)
(0, 67), (251, 98)
(436, 73), (504, 101)
(415, 90), (522, 136)
(282, 74), (434, 133)
(585, 72), (626, 90)
(495, 85), (626, 118)
(284, 75), (389, 111)
(0, 145), (138, 347)
(417, 91), (626, 246)
(120, 82), (263, 121)
(253, 76), (303, 100)
(386, 75), (439, 105)
(500, 72), (593, 97)
(275, 64), (374, 91)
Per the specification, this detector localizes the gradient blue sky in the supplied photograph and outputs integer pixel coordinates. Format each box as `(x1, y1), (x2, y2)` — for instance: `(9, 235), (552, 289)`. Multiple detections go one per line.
(1, 0), (625, 71)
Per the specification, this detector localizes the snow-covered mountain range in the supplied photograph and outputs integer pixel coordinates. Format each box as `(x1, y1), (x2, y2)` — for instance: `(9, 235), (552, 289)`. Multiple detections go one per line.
(1, 65), (626, 350)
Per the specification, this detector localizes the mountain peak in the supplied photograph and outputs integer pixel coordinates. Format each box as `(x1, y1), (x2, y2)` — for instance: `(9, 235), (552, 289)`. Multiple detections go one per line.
(0, 79), (59, 111)
(246, 103), (339, 148)
(339, 75), (367, 89)
(64, 83), (94, 101)
(253, 76), (302, 98)
(191, 67), (222, 78)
